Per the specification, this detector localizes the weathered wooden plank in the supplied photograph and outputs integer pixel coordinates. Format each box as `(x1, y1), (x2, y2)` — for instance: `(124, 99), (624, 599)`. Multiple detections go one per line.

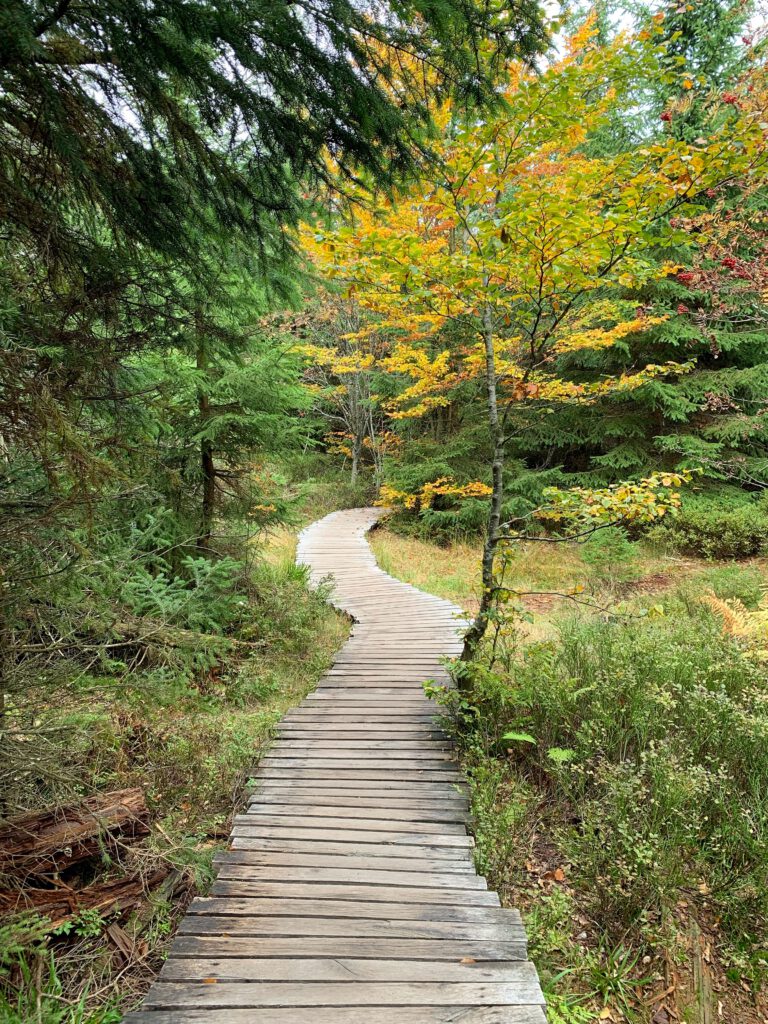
(128, 1008), (547, 1023)
(237, 810), (465, 831)
(276, 723), (444, 732)
(309, 684), (444, 692)
(192, 897), (516, 921)
(177, 916), (518, 941)
(253, 772), (462, 787)
(324, 665), (447, 672)
(333, 615), (463, 623)
(246, 801), (469, 822)
(282, 710), (441, 720)
(209, 851), (475, 874)
(296, 684), (444, 692)
(168, 933), (528, 962)
(321, 668), (450, 674)
(225, 839), (472, 861)
(209, 880), (499, 906)
(324, 660), (450, 665)
(270, 745), (454, 753)
(276, 721), (445, 730)
(248, 785), (466, 800)
(246, 793), (466, 810)
(257, 759), (460, 773)
(248, 784), (465, 797)
(339, 650), (461, 656)
(253, 770), (463, 783)
(228, 824), (472, 847)
(277, 714), (443, 724)
(305, 698), (439, 705)
(298, 704), (440, 713)
(158, 957), (538, 984)
(264, 750), (456, 762)
(310, 681), (438, 688)
(275, 721), (444, 730)
(305, 700), (442, 708)
(319, 662), (448, 669)
(302, 700), (438, 708)
(143, 981), (543, 1009)
(213, 864), (490, 890)
(275, 726), (447, 737)
(327, 656), (442, 662)
(258, 759), (454, 771)
(312, 683), (444, 690)
(277, 708), (439, 716)
(248, 785), (466, 801)
(249, 786), (466, 802)
(341, 640), (461, 647)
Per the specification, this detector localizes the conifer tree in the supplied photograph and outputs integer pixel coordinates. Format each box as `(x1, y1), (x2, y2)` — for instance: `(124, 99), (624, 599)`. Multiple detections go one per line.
(1, 0), (547, 270)
(0, 0), (548, 553)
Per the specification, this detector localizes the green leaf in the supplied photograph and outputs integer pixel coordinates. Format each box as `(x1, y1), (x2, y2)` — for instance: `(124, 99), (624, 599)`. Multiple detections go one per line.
(547, 747), (576, 763)
(503, 731), (537, 744)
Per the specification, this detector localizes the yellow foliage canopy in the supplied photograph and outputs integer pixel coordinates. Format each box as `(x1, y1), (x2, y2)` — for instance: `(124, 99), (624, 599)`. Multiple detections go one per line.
(301, 20), (766, 425)
(377, 477), (493, 511)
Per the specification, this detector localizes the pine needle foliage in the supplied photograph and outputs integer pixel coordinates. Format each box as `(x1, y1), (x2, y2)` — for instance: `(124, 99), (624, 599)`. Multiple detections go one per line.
(0, 0), (548, 268)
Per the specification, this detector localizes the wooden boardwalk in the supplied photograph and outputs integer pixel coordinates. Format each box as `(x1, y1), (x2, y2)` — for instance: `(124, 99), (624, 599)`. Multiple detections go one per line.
(127, 508), (546, 1023)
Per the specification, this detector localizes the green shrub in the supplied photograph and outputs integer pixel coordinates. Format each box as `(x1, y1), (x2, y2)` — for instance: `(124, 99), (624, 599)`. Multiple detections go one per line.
(647, 490), (768, 559)
(445, 607), (768, 953)
(119, 555), (246, 633)
(579, 526), (639, 584)
(694, 562), (767, 607)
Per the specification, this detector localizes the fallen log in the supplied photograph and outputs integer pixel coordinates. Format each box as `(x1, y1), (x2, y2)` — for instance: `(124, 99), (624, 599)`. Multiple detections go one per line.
(0, 789), (150, 879)
(0, 867), (170, 931)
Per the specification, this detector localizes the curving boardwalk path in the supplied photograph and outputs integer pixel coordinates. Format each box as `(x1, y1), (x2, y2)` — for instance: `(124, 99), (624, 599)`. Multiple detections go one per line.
(127, 508), (546, 1024)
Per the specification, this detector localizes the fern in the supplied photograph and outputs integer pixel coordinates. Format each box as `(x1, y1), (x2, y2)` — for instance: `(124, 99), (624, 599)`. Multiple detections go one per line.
(703, 592), (768, 659)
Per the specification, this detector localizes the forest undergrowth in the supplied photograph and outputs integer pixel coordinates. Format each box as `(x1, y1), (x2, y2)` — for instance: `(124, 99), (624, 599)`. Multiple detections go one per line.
(0, 466), (370, 1024)
(373, 523), (768, 1024)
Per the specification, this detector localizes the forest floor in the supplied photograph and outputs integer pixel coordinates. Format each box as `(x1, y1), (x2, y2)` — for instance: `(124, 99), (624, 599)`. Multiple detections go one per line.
(369, 526), (708, 625)
(369, 523), (768, 1024)
(5, 490), (768, 1024)
(0, 489), (355, 1023)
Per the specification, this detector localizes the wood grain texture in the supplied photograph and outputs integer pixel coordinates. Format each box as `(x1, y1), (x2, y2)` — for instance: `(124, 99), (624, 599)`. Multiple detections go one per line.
(208, 881), (499, 906)
(142, 981), (543, 1008)
(176, 917), (521, 941)
(209, 851), (476, 874)
(212, 864), (491, 890)
(224, 837), (473, 859)
(125, 507), (543, 1023)
(158, 958), (539, 983)
(127, 1009), (546, 1023)
(166, 934), (530, 961)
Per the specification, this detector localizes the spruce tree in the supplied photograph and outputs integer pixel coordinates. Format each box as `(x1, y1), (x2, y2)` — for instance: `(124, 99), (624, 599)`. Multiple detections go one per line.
(0, 0), (547, 269)
(0, 0), (547, 559)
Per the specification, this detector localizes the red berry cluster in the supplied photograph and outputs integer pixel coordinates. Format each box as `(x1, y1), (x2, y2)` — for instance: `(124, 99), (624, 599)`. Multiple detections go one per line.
(720, 255), (753, 280)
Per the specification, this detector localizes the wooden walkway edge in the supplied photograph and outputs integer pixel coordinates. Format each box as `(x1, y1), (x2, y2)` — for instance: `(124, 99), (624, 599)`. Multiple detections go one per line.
(126, 507), (547, 1023)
